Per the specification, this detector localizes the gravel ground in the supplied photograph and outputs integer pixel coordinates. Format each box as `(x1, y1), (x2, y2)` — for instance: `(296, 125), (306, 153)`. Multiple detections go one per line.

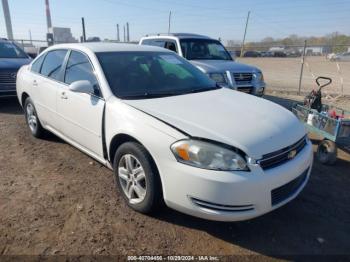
(0, 95), (350, 260)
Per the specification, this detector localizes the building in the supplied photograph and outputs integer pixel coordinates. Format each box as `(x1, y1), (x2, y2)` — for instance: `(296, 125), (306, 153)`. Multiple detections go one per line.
(53, 27), (77, 43)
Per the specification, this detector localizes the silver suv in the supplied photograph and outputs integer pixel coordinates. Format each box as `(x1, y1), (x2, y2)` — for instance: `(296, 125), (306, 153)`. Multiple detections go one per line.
(139, 33), (265, 96)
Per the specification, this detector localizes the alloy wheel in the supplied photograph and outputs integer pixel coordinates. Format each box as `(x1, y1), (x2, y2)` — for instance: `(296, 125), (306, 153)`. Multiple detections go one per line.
(118, 154), (147, 204)
(26, 103), (37, 133)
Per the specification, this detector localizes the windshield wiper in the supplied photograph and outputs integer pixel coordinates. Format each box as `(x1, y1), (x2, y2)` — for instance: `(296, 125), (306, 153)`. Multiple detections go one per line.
(120, 92), (180, 100)
(120, 85), (221, 100)
(183, 84), (221, 95)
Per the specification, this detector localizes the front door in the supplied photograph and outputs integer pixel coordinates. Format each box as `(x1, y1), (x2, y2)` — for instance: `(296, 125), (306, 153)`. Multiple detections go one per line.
(56, 50), (105, 158)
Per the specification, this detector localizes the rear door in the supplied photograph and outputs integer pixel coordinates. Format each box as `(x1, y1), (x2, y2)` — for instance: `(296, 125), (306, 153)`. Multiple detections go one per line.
(30, 49), (68, 128)
(56, 50), (105, 158)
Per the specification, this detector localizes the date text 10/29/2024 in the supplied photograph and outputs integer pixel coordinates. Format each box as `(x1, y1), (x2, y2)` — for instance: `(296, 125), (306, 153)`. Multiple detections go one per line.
(127, 255), (219, 261)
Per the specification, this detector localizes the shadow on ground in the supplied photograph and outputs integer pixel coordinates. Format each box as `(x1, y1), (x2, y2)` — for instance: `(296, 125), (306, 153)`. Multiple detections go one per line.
(0, 97), (64, 144)
(264, 94), (300, 110)
(0, 97), (22, 115)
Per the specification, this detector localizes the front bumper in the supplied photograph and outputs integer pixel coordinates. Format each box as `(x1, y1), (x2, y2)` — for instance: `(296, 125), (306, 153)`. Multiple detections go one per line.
(162, 140), (313, 222)
(234, 83), (265, 96)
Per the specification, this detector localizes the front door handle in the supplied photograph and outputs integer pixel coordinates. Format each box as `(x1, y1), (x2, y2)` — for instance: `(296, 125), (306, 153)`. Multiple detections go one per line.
(61, 91), (68, 99)
(33, 80), (38, 87)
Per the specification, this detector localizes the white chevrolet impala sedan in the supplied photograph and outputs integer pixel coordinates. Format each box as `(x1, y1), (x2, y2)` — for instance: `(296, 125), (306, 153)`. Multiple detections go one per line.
(16, 43), (313, 221)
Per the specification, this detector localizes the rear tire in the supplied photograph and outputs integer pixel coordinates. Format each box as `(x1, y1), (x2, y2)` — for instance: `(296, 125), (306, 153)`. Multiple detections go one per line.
(24, 97), (45, 138)
(317, 139), (337, 165)
(113, 142), (163, 214)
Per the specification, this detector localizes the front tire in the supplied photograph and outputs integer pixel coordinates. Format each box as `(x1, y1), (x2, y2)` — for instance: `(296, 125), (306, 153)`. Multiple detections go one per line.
(317, 139), (337, 165)
(113, 142), (162, 214)
(24, 97), (45, 138)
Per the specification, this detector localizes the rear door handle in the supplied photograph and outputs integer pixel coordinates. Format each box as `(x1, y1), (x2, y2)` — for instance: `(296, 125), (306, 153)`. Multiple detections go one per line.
(33, 80), (38, 87)
(61, 91), (68, 99)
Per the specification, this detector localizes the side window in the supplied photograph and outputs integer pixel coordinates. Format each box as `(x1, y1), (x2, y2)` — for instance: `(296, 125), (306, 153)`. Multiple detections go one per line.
(64, 51), (99, 91)
(164, 41), (178, 53)
(31, 54), (46, 73)
(141, 39), (153, 46)
(40, 50), (67, 80)
(147, 39), (165, 48)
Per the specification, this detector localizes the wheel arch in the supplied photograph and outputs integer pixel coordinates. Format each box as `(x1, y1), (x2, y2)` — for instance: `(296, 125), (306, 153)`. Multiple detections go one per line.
(21, 92), (30, 107)
(109, 133), (164, 198)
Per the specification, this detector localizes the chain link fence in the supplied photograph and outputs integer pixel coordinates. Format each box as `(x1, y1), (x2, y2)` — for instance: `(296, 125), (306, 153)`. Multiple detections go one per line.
(227, 44), (350, 96)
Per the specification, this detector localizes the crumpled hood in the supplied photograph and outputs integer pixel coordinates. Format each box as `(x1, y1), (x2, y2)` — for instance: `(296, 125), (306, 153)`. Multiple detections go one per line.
(190, 60), (260, 73)
(0, 58), (31, 70)
(124, 88), (306, 158)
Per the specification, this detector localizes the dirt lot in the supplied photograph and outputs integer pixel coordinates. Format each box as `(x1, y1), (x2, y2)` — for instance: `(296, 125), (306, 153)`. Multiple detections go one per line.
(0, 95), (350, 260)
(238, 57), (350, 96)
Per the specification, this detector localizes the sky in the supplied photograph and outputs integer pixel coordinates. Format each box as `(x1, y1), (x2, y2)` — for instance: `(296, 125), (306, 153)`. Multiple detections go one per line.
(1, 0), (349, 43)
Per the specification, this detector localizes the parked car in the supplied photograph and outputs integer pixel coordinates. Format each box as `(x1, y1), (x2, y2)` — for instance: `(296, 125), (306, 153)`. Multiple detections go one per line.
(286, 50), (301, 57)
(228, 50), (236, 59)
(16, 43), (313, 221)
(260, 51), (272, 57)
(272, 51), (287, 57)
(331, 52), (350, 62)
(327, 53), (336, 60)
(0, 39), (31, 97)
(87, 37), (101, 42)
(140, 33), (265, 96)
(243, 51), (261, 57)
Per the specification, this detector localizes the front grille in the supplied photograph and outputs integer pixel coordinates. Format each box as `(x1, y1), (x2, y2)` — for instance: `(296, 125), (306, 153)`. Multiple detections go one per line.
(271, 168), (308, 206)
(257, 136), (307, 170)
(233, 73), (253, 85)
(190, 197), (254, 212)
(0, 71), (17, 91)
(0, 90), (16, 96)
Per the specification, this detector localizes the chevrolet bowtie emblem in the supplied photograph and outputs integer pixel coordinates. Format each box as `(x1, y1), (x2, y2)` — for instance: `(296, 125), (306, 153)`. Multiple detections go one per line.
(288, 150), (297, 160)
(10, 73), (17, 79)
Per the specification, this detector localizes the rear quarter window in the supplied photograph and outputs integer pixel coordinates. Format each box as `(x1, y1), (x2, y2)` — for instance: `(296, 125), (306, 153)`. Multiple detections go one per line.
(31, 54), (46, 73)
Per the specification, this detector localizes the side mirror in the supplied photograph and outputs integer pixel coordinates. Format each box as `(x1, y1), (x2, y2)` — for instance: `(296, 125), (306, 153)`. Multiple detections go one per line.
(69, 80), (95, 95)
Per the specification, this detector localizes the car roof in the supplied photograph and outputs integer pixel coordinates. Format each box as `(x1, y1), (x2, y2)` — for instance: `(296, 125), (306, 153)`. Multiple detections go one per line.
(143, 33), (213, 40)
(46, 42), (171, 53)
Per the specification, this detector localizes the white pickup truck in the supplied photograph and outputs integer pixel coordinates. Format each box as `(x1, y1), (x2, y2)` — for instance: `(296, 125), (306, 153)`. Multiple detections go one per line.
(140, 33), (266, 96)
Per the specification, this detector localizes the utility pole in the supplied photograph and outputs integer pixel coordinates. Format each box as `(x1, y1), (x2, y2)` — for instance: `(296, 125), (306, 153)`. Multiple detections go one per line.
(29, 30), (32, 45)
(123, 25), (126, 42)
(81, 17), (86, 42)
(168, 11), (172, 34)
(1, 0), (14, 40)
(126, 22), (130, 42)
(240, 11), (250, 58)
(116, 24), (120, 42)
(45, 0), (54, 45)
(298, 40), (307, 95)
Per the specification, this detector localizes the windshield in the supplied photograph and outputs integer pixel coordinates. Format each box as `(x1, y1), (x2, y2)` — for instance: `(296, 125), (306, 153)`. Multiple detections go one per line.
(97, 51), (218, 99)
(0, 42), (28, 59)
(180, 39), (232, 61)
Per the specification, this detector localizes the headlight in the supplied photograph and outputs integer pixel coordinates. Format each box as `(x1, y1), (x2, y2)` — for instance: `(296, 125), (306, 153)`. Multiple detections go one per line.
(208, 73), (228, 84)
(253, 72), (264, 82)
(171, 139), (249, 171)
